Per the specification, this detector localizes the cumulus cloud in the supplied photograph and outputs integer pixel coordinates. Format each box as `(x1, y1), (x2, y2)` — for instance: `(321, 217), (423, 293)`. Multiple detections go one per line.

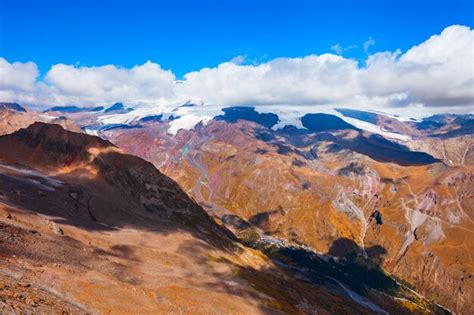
(44, 61), (177, 106)
(0, 25), (473, 116)
(0, 58), (40, 104)
(177, 54), (359, 107)
(0, 60), (176, 107)
(360, 25), (474, 108)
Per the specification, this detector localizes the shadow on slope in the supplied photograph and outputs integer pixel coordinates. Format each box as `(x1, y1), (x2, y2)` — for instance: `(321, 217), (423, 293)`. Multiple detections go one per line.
(335, 108), (379, 124)
(215, 106), (279, 129)
(272, 127), (439, 166)
(0, 122), (237, 250)
(301, 113), (359, 132)
(262, 237), (396, 293)
(342, 133), (439, 165)
(240, 235), (450, 314)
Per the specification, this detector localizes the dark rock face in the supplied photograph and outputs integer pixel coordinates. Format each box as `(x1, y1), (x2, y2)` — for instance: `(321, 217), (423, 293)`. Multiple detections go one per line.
(370, 209), (383, 225)
(104, 102), (133, 114)
(139, 115), (163, 122)
(335, 108), (379, 124)
(343, 134), (440, 166)
(47, 106), (104, 113)
(221, 214), (251, 230)
(434, 118), (474, 138)
(0, 102), (26, 112)
(83, 124), (142, 133)
(215, 106), (280, 129)
(301, 113), (359, 132)
(104, 102), (124, 112)
(422, 113), (474, 124)
(416, 120), (445, 131)
(414, 113), (474, 138)
(277, 125), (439, 166)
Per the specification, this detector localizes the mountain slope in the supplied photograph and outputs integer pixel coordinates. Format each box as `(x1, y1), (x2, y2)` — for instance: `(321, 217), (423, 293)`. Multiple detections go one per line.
(0, 103), (80, 136)
(101, 118), (473, 313)
(0, 122), (439, 314)
(2, 102), (472, 313)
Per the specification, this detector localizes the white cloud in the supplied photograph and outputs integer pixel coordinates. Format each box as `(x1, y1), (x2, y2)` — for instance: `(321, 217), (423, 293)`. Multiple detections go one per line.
(0, 58), (39, 92)
(0, 58), (39, 104)
(0, 25), (473, 118)
(229, 55), (246, 65)
(44, 61), (176, 106)
(360, 25), (474, 108)
(175, 25), (473, 114)
(330, 44), (343, 55)
(330, 43), (358, 55)
(363, 37), (375, 54)
(176, 54), (359, 107)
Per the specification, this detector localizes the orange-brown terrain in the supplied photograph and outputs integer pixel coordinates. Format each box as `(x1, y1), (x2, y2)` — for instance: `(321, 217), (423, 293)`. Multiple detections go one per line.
(1, 2), (472, 313)
(1, 102), (472, 314)
(100, 116), (473, 314)
(0, 103), (80, 136)
(2, 122), (451, 314)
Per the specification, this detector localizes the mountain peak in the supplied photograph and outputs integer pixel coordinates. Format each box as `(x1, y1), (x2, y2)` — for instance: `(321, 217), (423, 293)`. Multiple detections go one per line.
(0, 122), (234, 239)
(0, 102), (27, 112)
(104, 102), (124, 112)
(0, 122), (113, 170)
(46, 105), (104, 113)
(21, 121), (112, 148)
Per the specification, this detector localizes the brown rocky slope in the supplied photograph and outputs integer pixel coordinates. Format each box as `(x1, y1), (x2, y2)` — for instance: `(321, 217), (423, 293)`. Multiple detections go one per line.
(1, 122), (446, 314)
(102, 118), (474, 313)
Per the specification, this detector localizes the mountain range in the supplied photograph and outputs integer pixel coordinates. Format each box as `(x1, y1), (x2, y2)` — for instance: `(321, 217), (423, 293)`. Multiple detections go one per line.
(0, 101), (472, 314)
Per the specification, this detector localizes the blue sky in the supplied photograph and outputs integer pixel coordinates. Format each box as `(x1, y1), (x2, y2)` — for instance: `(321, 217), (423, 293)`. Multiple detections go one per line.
(0, 0), (473, 117)
(1, 0), (472, 78)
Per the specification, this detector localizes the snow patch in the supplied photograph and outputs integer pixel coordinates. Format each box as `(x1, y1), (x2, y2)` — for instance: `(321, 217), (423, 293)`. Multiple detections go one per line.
(92, 101), (413, 140)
